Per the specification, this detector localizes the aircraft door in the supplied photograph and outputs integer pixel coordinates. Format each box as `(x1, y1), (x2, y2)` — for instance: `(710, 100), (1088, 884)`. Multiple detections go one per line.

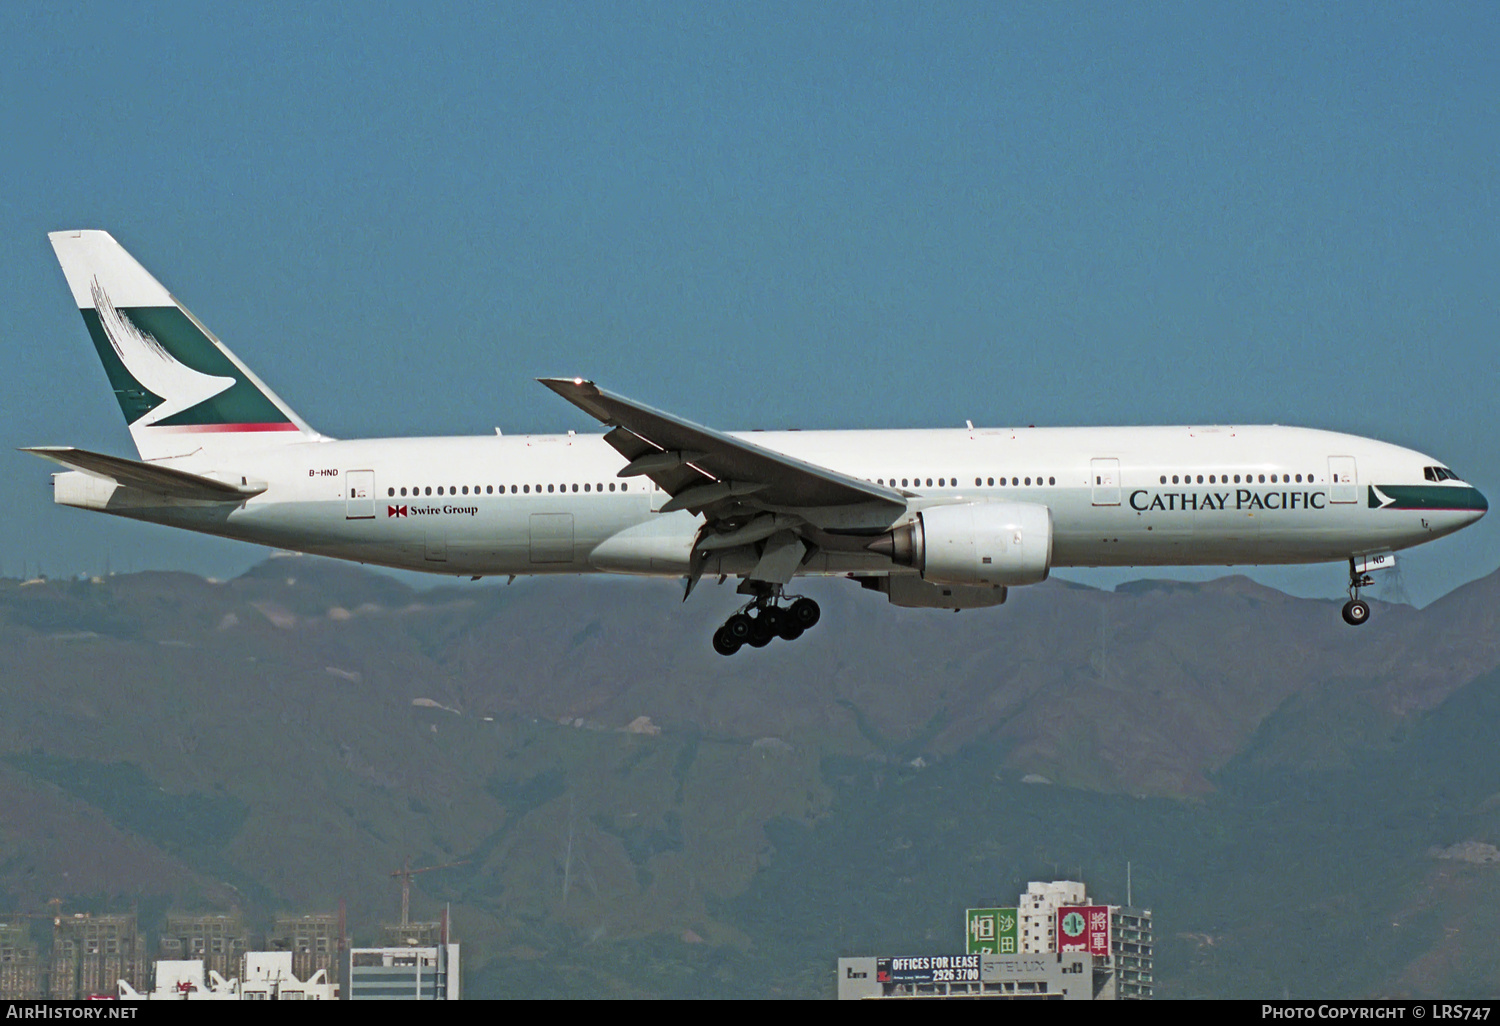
(345, 470), (375, 519)
(1329, 456), (1358, 504)
(1090, 458), (1121, 506)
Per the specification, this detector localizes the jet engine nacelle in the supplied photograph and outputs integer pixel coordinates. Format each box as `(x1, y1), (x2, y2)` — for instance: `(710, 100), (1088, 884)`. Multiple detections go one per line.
(869, 501), (1053, 587)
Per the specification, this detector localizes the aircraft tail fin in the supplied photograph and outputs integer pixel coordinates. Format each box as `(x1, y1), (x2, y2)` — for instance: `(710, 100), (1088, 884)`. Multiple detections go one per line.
(48, 230), (325, 460)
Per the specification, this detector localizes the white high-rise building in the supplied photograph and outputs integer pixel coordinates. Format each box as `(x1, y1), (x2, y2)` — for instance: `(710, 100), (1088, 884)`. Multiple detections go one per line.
(1018, 880), (1087, 954)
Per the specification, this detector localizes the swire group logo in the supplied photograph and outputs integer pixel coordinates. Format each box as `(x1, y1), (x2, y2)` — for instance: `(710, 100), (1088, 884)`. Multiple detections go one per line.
(388, 505), (407, 518)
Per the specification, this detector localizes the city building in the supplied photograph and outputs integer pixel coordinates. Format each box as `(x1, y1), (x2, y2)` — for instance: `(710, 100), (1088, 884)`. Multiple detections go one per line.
(117, 952), (338, 1000)
(0, 921), (43, 999)
(269, 914), (341, 983)
(241, 951), (337, 1000)
(1018, 880), (1086, 954)
(837, 953), (1094, 1000)
(345, 944), (460, 1000)
(1110, 906), (1154, 999)
(160, 913), (250, 982)
(51, 913), (147, 999)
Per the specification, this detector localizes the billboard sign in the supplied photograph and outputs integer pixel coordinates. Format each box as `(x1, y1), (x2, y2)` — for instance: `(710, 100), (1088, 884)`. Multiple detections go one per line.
(875, 955), (981, 985)
(1057, 905), (1110, 958)
(965, 908), (1019, 954)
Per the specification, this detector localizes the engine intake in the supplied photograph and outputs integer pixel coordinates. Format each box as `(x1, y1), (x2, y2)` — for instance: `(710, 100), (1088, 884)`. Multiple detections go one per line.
(868, 502), (1053, 587)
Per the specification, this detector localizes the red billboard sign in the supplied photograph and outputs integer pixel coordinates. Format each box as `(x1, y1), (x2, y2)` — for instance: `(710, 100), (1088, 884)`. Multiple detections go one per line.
(1057, 905), (1110, 957)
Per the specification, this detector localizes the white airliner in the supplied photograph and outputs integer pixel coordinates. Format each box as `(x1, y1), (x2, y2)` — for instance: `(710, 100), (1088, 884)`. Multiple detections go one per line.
(28, 231), (1488, 654)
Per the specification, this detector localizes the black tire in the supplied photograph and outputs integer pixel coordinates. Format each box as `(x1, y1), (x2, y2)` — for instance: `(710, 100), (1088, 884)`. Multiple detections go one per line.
(759, 607), (784, 633)
(778, 621), (804, 642)
(749, 612), (775, 647)
(725, 613), (754, 641)
(789, 597), (821, 629)
(1341, 599), (1371, 626)
(712, 626), (741, 656)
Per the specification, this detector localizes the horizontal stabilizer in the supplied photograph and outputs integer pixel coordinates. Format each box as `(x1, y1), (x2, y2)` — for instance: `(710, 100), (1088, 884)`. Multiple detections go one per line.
(20, 447), (265, 501)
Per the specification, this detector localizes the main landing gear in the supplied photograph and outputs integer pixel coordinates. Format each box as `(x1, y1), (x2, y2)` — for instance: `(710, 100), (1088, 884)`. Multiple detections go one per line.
(712, 589), (822, 656)
(1342, 559), (1374, 627)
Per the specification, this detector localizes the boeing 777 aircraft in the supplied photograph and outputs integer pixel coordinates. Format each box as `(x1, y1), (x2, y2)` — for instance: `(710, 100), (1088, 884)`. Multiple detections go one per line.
(27, 231), (1488, 654)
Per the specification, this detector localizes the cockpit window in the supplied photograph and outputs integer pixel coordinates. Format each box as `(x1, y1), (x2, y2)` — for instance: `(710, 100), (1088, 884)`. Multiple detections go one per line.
(1425, 466), (1461, 482)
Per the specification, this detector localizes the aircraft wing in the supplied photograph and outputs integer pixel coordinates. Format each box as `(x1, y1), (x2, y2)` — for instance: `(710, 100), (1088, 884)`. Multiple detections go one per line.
(21, 446), (266, 501)
(537, 378), (904, 518)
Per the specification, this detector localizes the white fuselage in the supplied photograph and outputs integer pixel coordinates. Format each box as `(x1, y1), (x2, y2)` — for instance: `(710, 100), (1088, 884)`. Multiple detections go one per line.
(55, 423), (1486, 580)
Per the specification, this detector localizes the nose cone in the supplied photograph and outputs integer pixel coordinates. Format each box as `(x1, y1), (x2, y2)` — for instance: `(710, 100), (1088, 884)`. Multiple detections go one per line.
(1447, 485), (1488, 530)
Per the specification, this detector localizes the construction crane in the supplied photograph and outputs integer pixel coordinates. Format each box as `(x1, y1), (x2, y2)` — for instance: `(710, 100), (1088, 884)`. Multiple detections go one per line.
(390, 858), (469, 928)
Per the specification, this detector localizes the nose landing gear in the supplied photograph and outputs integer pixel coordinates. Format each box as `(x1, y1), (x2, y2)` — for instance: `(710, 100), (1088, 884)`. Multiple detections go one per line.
(1342, 558), (1375, 626)
(711, 587), (822, 656)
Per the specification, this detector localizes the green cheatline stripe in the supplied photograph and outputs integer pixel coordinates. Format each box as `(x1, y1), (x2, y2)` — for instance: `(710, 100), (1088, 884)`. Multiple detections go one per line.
(1369, 485), (1488, 511)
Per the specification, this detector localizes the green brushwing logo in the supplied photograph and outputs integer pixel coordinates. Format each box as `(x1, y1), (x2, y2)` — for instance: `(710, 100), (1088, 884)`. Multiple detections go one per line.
(83, 281), (290, 428)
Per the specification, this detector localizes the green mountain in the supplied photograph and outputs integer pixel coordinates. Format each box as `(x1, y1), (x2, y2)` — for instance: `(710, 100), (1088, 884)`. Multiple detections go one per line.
(1, 557), (1498, 997)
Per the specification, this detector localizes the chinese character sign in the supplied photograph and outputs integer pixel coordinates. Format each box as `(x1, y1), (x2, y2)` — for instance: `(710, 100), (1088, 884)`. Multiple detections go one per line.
(1086, 906), (1110, 958)
(1058, 905), (1110, 957)
(965, 908), (1018, 954)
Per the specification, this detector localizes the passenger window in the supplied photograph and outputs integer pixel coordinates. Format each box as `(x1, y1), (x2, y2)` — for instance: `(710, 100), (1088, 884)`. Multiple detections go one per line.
(425, 487), (432, 496)
(621, 483), (628, 491)
(1258, 474), (1265, 483)
(400, 487), (407, 496)
(1172, 475), (1179, 484)
(1049, 476), (1055, 485)
(987, 477), (995, 486)
(1024, 477), (1031, 486)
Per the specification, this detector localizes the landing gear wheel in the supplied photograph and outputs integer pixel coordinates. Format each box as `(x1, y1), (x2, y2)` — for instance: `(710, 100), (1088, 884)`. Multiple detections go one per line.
(725, 613), (754, 641)
(778, 621), (805, 642)
(789, 597), (821, 629)
(759, 607), (785, 634)
(1341, 599), (1370, 626)
(713, 626), (742, 655)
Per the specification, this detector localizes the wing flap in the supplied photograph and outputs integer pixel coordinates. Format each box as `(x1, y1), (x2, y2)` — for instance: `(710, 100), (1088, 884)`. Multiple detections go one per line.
(21, 446), (265, 501)
(540, 378), (903, 514)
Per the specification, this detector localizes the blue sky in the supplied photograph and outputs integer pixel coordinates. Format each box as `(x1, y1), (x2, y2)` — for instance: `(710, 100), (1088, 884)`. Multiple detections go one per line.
(1, 2), (1495, 604)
